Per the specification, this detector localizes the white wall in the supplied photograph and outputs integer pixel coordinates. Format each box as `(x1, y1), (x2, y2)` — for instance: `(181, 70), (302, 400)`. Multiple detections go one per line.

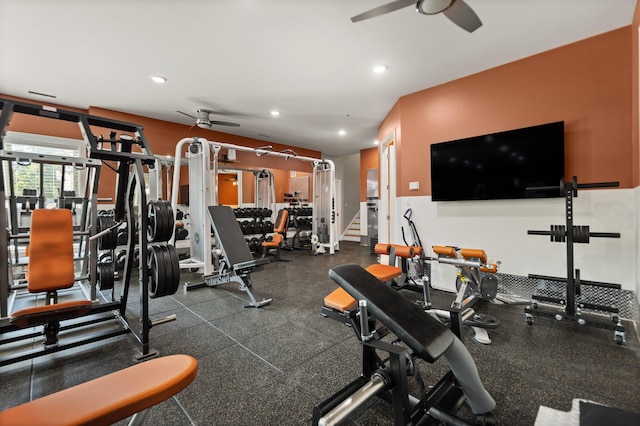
(395, 189), (637, 293)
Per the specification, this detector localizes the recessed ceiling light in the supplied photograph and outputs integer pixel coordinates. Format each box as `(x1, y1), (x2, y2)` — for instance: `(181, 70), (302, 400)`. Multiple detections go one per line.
(150, 75), (167, 84)
(374, 140), (379, 145)
(270, 110), (280, 116)
(338, 130), (346, 136)
(373, 65), (388, 74)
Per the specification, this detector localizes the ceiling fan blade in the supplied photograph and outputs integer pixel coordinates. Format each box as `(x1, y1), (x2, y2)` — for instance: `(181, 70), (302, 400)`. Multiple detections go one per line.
(443, 0), (482, 33)
(210, 120), (240, 127)
(176, 110), (197, 120)
(351, 0), (415, 22)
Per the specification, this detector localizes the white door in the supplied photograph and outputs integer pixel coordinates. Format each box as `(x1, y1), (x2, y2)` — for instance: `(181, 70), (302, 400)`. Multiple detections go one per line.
(379, 132), (396, 246)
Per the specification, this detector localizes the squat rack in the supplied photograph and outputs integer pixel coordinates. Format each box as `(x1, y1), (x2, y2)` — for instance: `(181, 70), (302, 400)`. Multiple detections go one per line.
(0, 97), (173, 365)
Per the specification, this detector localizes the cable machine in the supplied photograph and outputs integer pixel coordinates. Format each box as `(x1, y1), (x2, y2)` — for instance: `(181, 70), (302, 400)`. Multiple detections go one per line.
(169, 137), (338, 272)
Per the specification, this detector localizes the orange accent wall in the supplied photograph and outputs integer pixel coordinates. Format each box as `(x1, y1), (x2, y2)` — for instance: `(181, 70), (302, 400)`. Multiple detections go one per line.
(0, 97), (321, 203)
(633, 6), (640, 187)
(378, 27), (633, 197)
(360, 147), (379, 202)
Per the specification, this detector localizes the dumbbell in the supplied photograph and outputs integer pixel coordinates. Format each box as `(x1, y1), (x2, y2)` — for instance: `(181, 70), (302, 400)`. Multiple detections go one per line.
(117, 229), (128, 246)
(98, 252), (112, 264)
(115, 250), (127, 271)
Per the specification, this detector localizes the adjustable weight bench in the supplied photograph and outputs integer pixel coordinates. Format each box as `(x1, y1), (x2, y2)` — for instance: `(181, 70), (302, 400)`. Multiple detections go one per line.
(190, 206), (272, 307)
(314, 264), (496, 426)
(0, 354), (197, 426)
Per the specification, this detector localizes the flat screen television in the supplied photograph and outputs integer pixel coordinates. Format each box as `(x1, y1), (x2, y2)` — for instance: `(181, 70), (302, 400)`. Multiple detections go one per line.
(430, 121), (564, 201)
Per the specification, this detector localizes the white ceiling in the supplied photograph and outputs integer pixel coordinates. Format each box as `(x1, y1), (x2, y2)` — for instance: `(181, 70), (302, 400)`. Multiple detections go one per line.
(0, 0), (636, 156)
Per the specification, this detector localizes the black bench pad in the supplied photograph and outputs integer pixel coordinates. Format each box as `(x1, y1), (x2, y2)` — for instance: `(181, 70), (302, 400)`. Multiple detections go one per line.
(208, 206), (255, 267)
(329, 264), (454, 363)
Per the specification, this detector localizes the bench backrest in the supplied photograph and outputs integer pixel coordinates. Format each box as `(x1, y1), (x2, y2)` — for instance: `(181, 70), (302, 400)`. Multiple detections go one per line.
(329, 263), (454, 363)
(28, 209), (75, 293)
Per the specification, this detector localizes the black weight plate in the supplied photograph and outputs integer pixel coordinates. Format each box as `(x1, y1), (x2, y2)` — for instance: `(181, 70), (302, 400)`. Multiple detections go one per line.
(97, 262), (115, 290)
(161, 244), (175, 297)
(161, 201), (175, 241)
(165, 244), (181, 296)
(158, 245), (170, 298)
(98, 215), (117, 250)
(148, 245), (167, 298)
(157, 245), (171, 297)
(155, 201), (170, 242)
(147, 201), (158, 242)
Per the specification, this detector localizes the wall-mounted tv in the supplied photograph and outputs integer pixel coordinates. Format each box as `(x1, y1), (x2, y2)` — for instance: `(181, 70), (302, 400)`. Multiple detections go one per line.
(430, 121), (564, 201)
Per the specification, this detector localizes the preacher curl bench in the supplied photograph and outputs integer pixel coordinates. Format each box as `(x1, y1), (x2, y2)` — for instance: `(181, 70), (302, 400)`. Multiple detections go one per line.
(313, 264), (496, 426)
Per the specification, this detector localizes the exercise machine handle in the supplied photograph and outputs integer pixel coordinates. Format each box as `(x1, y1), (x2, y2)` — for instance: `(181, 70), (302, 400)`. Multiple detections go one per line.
(318, 372), (389, 426)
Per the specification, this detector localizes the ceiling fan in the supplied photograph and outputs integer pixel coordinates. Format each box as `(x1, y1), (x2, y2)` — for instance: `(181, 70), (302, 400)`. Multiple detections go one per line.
(351, 0), (482, 33)
(176, 109), (240, 129)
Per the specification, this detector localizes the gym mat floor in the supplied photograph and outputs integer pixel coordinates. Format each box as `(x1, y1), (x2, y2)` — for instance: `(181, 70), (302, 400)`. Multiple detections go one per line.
(1, 241), (639, 425)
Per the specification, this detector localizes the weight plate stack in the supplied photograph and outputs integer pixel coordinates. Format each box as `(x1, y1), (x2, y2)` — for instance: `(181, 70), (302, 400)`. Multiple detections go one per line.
(97, 262), (115, 290)
(97, 215), (117, 250)
(147, 244), (181, 298)
(147, 200), (175, 243)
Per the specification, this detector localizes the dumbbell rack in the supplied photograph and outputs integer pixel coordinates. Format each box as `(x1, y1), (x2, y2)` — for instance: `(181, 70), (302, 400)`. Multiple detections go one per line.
(234, 207), (274, 253)
(289, 207), (313, 249)
(525, 177), (626, 344)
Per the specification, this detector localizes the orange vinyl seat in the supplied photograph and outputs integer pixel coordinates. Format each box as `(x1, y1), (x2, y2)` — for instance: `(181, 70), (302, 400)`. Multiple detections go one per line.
(262, 209), (289, 261)
(323, 243), (418, 317)
(365, 263), (402, 282)
(365, 243), (414, 283)
(9, 209), (91, 343)
(324, 287), (358, 313)
(0, 354), (198, 426)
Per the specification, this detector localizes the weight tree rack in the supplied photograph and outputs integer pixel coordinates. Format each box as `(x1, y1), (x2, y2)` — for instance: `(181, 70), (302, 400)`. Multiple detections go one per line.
(0, 97), (178, 366)
(525, 176), (626, 344)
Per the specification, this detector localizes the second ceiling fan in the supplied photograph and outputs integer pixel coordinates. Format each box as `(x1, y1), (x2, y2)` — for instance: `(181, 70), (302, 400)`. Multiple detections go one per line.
(176, 109), (241, 129)
(351, 0), (482, 33)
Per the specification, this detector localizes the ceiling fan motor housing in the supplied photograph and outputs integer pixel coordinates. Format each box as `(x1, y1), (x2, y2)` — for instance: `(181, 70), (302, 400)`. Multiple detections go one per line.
(417, 0), (455, 15)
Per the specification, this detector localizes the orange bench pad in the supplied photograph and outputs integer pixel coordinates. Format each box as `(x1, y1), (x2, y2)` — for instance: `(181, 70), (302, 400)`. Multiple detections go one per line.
(374, 243), (391, 255)
(324, 287), (357, 312)
(0, 354), (198, 426)
(365, 264), (401, 282)
(28, 209), (75, 293)
(433, 245), (457, 258)
(262, 233), (283, 248)
(10, 299), (92, 328)
(460, 248), (488, 263)
(391, 245), (414, 258)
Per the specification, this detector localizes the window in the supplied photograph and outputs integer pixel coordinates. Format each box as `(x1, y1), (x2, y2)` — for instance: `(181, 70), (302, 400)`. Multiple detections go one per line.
(3, 131), (86, 202)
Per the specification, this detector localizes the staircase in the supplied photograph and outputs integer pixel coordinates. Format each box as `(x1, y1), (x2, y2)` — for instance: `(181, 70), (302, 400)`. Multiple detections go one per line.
(341, 211), (361, 242)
